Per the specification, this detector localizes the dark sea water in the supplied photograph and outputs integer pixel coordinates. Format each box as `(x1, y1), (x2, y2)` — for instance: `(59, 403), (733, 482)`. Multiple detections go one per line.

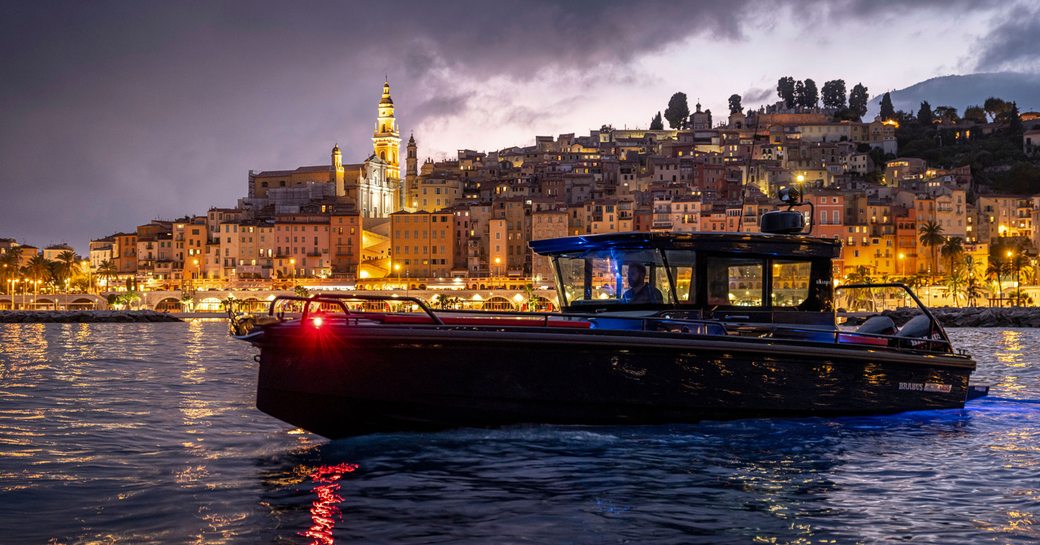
(1, 321), (1039, 545)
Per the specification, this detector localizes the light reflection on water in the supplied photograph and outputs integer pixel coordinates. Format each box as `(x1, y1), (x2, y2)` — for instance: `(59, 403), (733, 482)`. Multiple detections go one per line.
(0, 323), (1037, 544)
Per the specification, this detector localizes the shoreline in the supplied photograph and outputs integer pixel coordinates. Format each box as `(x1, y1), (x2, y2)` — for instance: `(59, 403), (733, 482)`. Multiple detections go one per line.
(0, 310), (184, 323)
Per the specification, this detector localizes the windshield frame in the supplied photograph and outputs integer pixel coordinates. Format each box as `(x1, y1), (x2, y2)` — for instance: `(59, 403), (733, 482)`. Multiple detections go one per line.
(552, 247), (679, 309)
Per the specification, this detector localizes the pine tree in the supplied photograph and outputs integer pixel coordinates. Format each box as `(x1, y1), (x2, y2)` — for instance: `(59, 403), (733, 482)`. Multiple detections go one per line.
(984, 97), (1010, 122)
(728, 94), (743, 114)
(1008, 102), (1023, 133)
(917, 101), (934, 126)
(776, 77), (796, 108)
(649, 111), (664, 130)
(879, 92), (895, 120)
(802, 79), (818, 108)
(821, 80), (847, 109)
(664, 93), (690, 129)
(963, 105), (987, 124)
(848, 83), (869, 119)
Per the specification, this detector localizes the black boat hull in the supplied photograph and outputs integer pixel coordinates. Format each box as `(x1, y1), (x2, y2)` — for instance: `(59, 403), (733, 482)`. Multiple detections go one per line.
(252, 324), (974, 438)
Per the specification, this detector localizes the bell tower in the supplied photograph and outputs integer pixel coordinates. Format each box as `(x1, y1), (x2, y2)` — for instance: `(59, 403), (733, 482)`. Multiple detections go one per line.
(372, 79), (401, 181)
(404, 133), (418, 211)
(331, 143), (345, 195)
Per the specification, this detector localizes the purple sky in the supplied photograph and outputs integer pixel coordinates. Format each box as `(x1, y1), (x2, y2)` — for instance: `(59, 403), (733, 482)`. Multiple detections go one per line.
(1, 0), (1038, 254)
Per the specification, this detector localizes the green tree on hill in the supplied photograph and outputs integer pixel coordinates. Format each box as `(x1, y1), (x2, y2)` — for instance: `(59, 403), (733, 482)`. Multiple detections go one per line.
(1008, 101), (1023, 134)
(822, 79), (846, 109)
(664, 93), (690, 129)
(777, 77), (796, 108)
(848, 83), (869, 119)
(801, 78), (818, 108)
(728, 94), (743, 114)
(934, 106), (959, 124)
(963, 105), (987, 124)
(879, 92), (895, 120)
(984, 97), (1011, 123)
(917, 101), (934, 126)
(649, 111), (663, 130)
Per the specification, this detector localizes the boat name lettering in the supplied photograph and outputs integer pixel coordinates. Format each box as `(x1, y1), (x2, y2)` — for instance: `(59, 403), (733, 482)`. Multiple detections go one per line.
(898, 382), (952, 393)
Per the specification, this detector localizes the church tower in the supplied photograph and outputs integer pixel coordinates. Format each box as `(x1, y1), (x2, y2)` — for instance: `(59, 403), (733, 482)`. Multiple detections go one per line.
(331, 143), (345, 195)
(404, 133), (417, 211)
(406, 133), (417, 179)
(372, 79), (401, 181)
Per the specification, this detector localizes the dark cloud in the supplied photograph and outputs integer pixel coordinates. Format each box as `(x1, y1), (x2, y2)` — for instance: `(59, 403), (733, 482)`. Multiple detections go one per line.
(741, 87), (775, 105)
(974, 6), (1040, 71)
(0, 0), (761, 251)
(0, 0), (1019, 251)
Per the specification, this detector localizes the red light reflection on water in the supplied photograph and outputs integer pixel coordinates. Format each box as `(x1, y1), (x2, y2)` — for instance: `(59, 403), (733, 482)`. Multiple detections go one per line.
(300, 462), (359, 545)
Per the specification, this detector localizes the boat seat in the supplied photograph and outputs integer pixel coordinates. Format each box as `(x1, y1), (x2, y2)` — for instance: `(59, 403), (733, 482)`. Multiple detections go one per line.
(896, 314), (932, 338)
(856, 315), (897, 336)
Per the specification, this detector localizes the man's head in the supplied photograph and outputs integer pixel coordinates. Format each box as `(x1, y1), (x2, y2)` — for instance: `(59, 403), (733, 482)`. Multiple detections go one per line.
(627, 263), (647, 289)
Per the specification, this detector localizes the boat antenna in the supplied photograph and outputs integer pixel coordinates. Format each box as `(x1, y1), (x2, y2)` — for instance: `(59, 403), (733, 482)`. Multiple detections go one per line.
(737, 164), (750, 232)
(737, 109), (763, 233)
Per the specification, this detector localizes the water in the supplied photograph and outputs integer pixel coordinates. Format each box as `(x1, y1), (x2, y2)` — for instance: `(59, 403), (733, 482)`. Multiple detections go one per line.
(1, 322), (1039, 544)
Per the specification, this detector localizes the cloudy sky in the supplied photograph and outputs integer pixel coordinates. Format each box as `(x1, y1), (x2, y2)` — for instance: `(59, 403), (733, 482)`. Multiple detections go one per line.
(1, 0), (1038, 253)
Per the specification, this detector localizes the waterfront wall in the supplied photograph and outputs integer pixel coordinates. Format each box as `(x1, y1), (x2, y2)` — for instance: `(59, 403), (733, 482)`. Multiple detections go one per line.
(881, 307), (1040, 328)
(0, 311), (182, 323)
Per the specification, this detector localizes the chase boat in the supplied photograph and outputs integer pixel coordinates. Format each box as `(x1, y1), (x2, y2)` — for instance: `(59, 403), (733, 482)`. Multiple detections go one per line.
(230, 191), (981, 439)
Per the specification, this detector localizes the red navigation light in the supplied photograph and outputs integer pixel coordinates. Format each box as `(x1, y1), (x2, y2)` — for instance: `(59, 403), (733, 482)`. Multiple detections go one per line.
(311, 316), (324, 328)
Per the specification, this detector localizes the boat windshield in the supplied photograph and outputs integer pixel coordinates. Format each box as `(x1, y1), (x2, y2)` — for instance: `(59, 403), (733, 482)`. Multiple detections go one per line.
(555, 248), (675, 307)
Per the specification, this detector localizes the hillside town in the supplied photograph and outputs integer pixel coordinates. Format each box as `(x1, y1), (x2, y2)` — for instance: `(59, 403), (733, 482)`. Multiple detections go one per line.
(2, 78), (1040, 310)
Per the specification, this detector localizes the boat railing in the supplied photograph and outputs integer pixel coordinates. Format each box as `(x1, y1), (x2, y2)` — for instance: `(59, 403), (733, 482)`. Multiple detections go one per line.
(245, 292), (955, 354)
(834, 282), (953, 353)
(266, 294), (445, 325)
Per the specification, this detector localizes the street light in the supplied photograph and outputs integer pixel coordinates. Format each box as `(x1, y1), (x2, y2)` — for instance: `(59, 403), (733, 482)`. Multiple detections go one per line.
(290, 258), (296, 287)
(494, 257), (502, 277)
(898, 252), (905, 278)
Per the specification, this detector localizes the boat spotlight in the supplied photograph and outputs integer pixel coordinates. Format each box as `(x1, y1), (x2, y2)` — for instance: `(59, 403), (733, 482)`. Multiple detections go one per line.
(778, 187), (801, 205)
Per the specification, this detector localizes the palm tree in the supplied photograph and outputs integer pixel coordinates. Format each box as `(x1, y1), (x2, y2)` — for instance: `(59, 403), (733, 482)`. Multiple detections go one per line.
(842, 266), (875, 311)
(940, 237), (964, 276)
(97, 260), (118, 292)
(943, 268), (967, 307)
(986, 259), (1010, 305)
(23, 254), (51, 306)
(56, 250), (78, 294)
(0, 247), (21, 295)
(918, 221), (945, 278)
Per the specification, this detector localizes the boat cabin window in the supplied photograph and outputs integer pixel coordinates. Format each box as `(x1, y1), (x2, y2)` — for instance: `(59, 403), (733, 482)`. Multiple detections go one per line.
(555, 249), (675, 307)
(772, 260), (813, 308)
(706, 257), (763, 306)
(664, 250), (696, 303)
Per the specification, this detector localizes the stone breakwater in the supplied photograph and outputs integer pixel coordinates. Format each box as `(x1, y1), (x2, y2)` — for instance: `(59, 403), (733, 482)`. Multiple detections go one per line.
(0, 311), (183, 323)
(878, 307), (1040, 328)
